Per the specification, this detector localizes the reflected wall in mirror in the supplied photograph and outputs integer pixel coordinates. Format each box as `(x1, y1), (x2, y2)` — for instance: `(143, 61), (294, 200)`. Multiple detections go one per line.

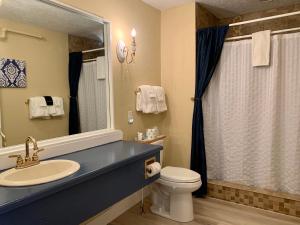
(0, 0), (112, 147)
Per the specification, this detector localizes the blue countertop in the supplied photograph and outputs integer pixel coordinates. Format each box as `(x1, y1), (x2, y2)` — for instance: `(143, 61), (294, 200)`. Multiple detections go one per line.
(0, 141), (162, 215)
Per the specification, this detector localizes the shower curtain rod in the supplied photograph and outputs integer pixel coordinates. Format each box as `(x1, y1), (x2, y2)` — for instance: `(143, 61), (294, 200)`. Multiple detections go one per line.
(83, 58), (97, 62)
(226, 27), (300, 41)
(229, 11), (300, 27)
(82, 47), (104, 53)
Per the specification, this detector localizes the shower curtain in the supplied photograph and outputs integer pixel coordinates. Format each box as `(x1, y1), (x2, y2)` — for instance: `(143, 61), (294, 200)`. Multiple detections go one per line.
(203, 32), (300, 195)
(68, 52), (82, 135)
(78, 60), (107, 132)
(191, 26), (229, 197)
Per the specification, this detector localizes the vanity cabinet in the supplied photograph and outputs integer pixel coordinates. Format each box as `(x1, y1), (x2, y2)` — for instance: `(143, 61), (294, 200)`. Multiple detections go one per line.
(0, 141), (161, 225)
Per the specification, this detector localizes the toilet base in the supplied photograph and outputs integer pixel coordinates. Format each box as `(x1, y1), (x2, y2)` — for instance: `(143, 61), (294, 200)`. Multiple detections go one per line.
(151, 192), (194, 223)
(150, 205), (172, 220)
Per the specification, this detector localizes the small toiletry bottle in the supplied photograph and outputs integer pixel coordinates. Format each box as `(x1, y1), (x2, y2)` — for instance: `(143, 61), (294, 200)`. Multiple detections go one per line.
(137, 132), (143, 141)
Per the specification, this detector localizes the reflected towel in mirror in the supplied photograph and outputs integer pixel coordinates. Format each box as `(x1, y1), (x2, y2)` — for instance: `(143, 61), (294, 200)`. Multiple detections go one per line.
(28, 97), (49, 119)
(48, 97), (64, 117)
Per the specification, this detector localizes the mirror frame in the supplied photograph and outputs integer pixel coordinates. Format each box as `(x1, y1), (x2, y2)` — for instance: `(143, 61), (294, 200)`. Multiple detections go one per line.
(0, 0), (115, 154)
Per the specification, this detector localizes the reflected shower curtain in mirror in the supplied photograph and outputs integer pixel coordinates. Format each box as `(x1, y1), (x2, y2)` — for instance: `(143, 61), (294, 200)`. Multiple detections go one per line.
(203, 33), (300, 195)
(78, 60), (107, 132)
(69, 52), (83, 135)
(191, 25), (229, 197)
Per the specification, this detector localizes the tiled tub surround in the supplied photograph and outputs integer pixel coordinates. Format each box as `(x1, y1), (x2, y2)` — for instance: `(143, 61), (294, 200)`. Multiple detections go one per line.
(208, 180), (300, 217)
(0, 141), (161, 225)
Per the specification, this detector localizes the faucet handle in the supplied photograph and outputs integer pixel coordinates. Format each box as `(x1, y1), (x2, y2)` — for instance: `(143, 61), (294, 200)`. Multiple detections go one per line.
(32, 148), (44, 162)
(9, 154), (24, 168)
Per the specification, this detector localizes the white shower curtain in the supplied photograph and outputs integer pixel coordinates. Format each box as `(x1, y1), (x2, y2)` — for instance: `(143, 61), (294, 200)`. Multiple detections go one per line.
(78, 60), (107, 133)
(203, 32), (300, 195)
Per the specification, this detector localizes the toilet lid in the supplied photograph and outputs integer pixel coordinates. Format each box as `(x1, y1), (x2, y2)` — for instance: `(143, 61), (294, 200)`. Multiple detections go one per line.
(160, 166), (201, 183)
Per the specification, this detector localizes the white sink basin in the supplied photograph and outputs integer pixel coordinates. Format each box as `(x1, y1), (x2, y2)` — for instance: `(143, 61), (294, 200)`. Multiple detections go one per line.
(0, 160), (80, 187)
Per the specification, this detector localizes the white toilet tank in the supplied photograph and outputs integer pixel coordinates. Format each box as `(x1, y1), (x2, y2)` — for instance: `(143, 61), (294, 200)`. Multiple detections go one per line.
(151, 139), (164, 165)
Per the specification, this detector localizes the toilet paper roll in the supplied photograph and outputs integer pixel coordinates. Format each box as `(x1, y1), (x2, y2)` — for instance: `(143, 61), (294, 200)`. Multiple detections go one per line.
(146, 162), (161, 178)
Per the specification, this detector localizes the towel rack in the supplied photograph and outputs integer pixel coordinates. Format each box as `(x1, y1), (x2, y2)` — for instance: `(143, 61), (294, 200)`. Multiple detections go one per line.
(0, 27), (43, 39)
(190, 97), (201, 101)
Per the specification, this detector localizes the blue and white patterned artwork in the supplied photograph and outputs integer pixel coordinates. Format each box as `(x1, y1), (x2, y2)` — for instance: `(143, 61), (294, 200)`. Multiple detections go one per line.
(0, 58), (26, 88)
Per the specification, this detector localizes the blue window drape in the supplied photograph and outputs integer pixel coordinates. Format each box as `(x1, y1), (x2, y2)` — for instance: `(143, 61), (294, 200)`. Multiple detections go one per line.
(191, 25), (229, 197)
(69, 52), (83, 135)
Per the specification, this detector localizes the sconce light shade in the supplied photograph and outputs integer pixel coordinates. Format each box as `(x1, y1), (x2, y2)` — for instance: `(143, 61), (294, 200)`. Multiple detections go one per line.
(116, 40), (126, 63)
(131, 28), (137, 38)
(117, 28), (137, 64)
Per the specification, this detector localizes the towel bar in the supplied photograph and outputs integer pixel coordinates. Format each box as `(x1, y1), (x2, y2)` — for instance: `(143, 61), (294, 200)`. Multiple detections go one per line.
(191, 97), (201, 101)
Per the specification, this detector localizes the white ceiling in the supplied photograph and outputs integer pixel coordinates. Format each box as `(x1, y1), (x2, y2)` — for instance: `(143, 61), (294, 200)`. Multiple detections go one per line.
(0, 0), (104, 41)
(142, 0), (300, 18)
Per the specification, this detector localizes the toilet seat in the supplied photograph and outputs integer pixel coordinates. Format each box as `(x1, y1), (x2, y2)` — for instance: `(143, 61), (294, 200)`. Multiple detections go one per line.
(157, 177), (202, 190)
(160, 166), (201, 183)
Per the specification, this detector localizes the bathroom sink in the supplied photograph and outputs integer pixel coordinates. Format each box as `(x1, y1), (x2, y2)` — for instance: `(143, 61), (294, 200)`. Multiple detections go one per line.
(0, 160), (80, 187)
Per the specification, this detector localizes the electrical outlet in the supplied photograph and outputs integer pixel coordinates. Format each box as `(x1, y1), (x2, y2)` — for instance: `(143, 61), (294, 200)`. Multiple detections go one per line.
(128, 111), (134, 124)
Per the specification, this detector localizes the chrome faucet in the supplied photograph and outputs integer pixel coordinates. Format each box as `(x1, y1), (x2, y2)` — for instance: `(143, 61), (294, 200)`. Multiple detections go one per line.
(9, 136), (44, 169)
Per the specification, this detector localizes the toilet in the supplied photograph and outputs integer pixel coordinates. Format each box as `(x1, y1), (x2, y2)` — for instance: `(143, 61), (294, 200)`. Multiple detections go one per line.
(150, 139), (201, 222)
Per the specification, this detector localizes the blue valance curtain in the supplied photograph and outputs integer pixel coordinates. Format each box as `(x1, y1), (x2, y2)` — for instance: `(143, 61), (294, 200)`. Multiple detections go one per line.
(191, 25), (229, 197)
(69, 52), (83, 135)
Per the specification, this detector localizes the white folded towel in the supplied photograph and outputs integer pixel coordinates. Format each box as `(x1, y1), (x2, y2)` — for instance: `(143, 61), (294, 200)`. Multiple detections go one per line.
(153, 86), (167, 113)
(136, 92), (142, 111)
(97, 56), (106, 80)
(137, 85), (157, 113)
(252, 30), (271, 67)
(29, 97), (49, 119)
(47, 101), (57, 116)
(136, 85), (167, 114)
(48, 97), (64, 116)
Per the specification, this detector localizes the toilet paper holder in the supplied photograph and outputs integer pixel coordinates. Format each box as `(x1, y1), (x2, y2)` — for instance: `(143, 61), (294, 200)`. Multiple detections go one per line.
(144, 156), (156, 179)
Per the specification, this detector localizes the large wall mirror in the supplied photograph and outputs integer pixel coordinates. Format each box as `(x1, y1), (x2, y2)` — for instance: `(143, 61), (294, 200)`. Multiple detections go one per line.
(0, 0), (112, 147)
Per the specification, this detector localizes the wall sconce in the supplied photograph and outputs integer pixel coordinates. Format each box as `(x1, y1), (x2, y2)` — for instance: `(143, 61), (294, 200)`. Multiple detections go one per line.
(117, 28), (137, 64)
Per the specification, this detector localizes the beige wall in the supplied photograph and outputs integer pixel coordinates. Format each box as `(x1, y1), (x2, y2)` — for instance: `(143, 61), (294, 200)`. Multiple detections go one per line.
(59, 0), (164, 140)
(161, 3), (196, 168)
(0, 18), (69, 146)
